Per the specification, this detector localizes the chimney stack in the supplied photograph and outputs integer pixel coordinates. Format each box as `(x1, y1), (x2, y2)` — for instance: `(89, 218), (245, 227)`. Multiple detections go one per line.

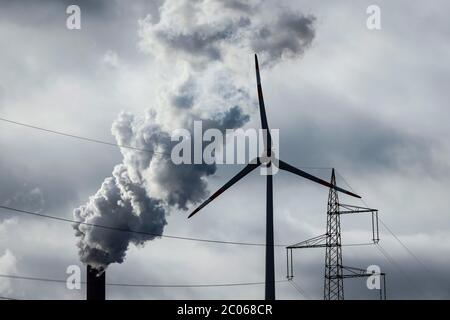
(87, 265), (105, 300)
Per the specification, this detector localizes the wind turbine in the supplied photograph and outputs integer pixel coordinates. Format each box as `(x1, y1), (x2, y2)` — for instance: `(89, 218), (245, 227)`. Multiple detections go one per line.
(188, 54), (361, 300)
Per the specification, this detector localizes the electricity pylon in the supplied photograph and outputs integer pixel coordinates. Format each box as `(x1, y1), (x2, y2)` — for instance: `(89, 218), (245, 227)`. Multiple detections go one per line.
(286, 169), (386, 300)
(324, 169), (344, 300)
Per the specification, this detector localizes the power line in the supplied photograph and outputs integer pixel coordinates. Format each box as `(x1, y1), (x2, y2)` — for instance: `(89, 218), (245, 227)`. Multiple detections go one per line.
(336, 172), (422, 259)
(0, 205), (280, 247)
(375, 243), (426, 296)
(340, 242), (374, 247)
(335, 170), (433, 296)
(336, 170), (448, 288)
(0, 273), (287, 288)
(4, 115), (434, 291)
(378, 217), (450, 289)
(3, 117), (445, 297)
(0, 117), (335, 170)
(375, 244), (404, 274)
(288, 280), (310, 300)
(0, 117), (171, 157)
(0, 205), (373, 248)
(378, 218), (428, 271)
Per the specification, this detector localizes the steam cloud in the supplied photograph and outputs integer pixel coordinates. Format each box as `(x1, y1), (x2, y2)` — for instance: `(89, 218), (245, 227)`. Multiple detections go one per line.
(73, 0), (316, 270)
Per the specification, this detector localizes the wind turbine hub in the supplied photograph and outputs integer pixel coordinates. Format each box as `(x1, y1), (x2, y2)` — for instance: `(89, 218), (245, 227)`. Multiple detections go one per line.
(260, 151), (272, 167)
(260, 149), (276, 167)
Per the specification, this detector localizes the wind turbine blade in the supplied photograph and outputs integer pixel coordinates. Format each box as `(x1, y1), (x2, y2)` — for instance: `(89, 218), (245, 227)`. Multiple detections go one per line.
(278, 160), (361, 198)
(255, 54), (271, 151)
(188, 159), (262, 218)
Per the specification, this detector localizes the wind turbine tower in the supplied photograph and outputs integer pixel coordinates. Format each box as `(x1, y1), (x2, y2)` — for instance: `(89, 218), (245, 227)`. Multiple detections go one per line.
(188, 54), (361, 300)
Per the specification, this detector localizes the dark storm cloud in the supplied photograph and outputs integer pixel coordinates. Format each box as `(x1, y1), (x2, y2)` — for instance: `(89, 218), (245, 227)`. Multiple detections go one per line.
(0, 158), (77, 219)
(278, 99), (445, 178)
(0, 0), (163, 79)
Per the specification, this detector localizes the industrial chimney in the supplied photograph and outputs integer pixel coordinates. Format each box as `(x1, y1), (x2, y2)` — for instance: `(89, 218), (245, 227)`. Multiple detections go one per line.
(87, 265), (105, 300)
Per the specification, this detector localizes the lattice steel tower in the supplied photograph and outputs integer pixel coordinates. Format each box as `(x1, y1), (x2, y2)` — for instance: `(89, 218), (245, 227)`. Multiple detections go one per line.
(324, 169), (344, 300)
(286, 169), (384, 299)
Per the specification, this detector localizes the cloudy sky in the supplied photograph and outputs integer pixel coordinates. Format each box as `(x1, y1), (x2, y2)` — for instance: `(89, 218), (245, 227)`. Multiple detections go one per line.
(0, 0), (449, 300)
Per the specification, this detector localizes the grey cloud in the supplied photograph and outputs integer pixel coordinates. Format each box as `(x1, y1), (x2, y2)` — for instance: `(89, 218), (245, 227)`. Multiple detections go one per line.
(279, 106), (445, 179)
(218, 0), (254, 13)
(250, 12), (316, 64)
(2, 187), (44, 213)
(154, 21), (243, 63)
(0, 165), (44, 215)
(0, 157), (80, 221)
(139, 0), (316, 67)
(213, 105), (250, 129)
(170, 77), (196, 109)
(0, 0), (162, 89)
(0, 86), (4, 104)
(172, 95), (194, 109)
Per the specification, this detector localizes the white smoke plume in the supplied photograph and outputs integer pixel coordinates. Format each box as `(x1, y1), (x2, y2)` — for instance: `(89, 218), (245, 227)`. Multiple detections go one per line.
(73, 0), (316, 270)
